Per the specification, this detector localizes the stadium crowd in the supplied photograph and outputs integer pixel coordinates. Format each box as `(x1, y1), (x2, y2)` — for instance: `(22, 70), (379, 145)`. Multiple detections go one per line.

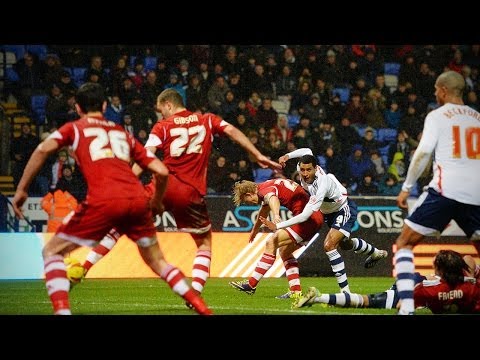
(3, 44), (480, 200)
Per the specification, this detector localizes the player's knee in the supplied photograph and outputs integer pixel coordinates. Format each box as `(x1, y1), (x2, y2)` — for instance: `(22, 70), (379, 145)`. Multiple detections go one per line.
(368, 291), (393, 309)
(136, 236), (158, 248)
(339, 238), (353, 250)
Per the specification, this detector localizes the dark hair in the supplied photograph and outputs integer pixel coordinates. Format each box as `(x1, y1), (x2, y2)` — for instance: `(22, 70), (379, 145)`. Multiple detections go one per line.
(433, 250), (469, 287)
(75, 82), (106, 113)
(298, 154), (317, 167)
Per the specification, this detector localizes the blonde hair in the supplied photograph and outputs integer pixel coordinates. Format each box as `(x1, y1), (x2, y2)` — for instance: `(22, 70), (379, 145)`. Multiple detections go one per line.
(232, 180), (257, 206)
(437, 70), (465, 98)
(157, 88), (184, 107)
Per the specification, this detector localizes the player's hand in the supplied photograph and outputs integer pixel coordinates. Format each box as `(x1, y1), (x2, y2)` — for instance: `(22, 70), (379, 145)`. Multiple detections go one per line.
(259, 216), (277, 231)
(278, 155), (289, 168)
(256, 154), (282, 170)
(150, 199), (165, 216)
(273, 214), (282, 224)
(11, 190), (28, 219)
(248, 232), (257, 243)
(396, 190), (409, 209)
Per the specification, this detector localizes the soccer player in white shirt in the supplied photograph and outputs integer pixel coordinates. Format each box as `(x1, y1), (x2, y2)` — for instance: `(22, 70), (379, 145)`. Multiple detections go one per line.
(261, 148), (388, 293)
(394, 71), (480, 315)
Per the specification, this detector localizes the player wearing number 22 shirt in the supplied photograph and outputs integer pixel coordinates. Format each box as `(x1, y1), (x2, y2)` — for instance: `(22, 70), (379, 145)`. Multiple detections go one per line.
(394, 70), (480, 315)
(141, 89), (281, 296)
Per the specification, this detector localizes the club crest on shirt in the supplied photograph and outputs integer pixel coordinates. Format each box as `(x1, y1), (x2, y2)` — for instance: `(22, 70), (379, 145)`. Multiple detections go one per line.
(309, 196), (317, 204)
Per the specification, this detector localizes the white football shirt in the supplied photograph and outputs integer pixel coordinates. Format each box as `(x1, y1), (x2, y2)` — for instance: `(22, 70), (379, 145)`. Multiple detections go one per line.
(402, 103), (480, 205)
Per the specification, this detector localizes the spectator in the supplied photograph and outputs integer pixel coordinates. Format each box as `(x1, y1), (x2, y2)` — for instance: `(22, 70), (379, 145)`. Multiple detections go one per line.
(346, 144), (374, 185)
(356, 172), (378, 195)
(41, 189), (78, 233)
(384, 100), (403, 129)
(11, 123), (39, 190)
(55, 165), (87, 202)
(387, 151), (407, 183)
(377, 173), (402, 196)
(104, 95), (124, 124)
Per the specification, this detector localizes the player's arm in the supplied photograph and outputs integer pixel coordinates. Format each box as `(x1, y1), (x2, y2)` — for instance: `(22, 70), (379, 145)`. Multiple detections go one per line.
(261, 201), (316, 231)
(12, 138), (60, 219)
(132, 145), (157, 177)
(223, 124), (281, 170)
(146, 158), (168, 216)
(261, 176), (325, 231)
(249, 204), (270, 243)
(131, 137), (167, 214)
(397, 115), (437, 209)
(264, 192), (282, 223)
(278, 148), (313, 167)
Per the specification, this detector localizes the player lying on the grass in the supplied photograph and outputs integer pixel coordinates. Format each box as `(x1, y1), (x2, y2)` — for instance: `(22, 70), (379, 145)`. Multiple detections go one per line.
(228, 179), (324, 300)
(261, 148), (388, 293)
(293, 250), (480, 314)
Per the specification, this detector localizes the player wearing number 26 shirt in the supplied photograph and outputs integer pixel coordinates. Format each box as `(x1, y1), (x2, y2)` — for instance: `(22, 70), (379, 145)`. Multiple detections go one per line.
(11, 83), (213, 315)
(394, 70), (480, 315)
(138, 88), (281, 296)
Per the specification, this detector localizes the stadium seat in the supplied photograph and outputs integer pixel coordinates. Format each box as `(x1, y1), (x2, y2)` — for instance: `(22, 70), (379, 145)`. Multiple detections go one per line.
(357, 126), (377, 139)
(0, 51), (17, 67)
(1, 45), (25, 61)
(25, 45), (48, 60)
(129, 56), (137, 68)
(62, 67), (73, 76)
(5, 68), (20, 82)
(384, 62), (401, 76)
(31, 94), (48, 124)
(144, 56), (157, 71)
(271, 100), (290, 114)
(317, 155), (327, 170)
(71, 67), (87, 88)
(287, 114), (300, 128)
(253, 168), (274, 183)
(379, 143), (390, 166)
(377, 128), (398, 143)
(384, 74), (398, 91)
(332, 87), (350, 104)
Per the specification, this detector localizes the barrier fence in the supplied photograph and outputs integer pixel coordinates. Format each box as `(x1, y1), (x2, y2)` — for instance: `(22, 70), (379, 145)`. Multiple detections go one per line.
(0, 195), (477, 279)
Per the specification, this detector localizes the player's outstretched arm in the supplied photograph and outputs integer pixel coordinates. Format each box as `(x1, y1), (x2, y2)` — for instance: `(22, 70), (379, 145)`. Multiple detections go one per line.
(223, 124), (281, 170)
(147, 159), (169, 216)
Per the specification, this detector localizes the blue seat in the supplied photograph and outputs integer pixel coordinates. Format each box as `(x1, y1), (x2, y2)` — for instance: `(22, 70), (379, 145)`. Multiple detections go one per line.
(1, 45), (25, 61)
(377, 128), (398, 143)
(287, 114), (300, 128)
(6, 68), (20, 82)
(72, 67), (87, 87)
(129, 56), (137, 68)
(384, 62), (401, 76)
(317, 155), (327, 170)
(62, 67), (73, 76)
(26, 45), (48, 60)
(31, 95), (48, 125)
(144, 56), (157, 71)
(332, 87), (350, 104)
(253, 168), (274, 183)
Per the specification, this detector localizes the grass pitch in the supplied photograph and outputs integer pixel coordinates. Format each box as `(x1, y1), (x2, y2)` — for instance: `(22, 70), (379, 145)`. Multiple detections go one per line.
(0, 277), (432, 315)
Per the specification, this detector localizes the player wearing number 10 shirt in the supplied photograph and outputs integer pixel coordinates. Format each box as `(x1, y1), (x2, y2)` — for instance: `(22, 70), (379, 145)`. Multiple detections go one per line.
(140, 89), (281, 298)
(394, 71), (480, 315)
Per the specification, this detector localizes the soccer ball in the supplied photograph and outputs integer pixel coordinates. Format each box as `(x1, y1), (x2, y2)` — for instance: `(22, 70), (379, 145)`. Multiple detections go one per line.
(64, 257), (85, 284)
